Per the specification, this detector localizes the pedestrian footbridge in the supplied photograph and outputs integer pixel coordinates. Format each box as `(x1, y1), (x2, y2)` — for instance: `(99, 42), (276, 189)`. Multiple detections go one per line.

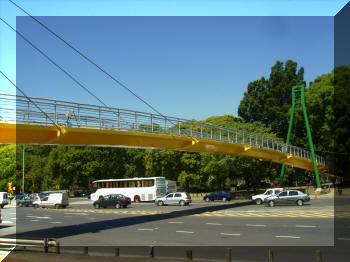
(0, 94), (328, 173)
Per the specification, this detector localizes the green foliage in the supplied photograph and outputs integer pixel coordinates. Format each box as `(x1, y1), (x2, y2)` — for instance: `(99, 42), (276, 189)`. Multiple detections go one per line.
(238, 60), (305, 139)
(0, 145), (17, 191)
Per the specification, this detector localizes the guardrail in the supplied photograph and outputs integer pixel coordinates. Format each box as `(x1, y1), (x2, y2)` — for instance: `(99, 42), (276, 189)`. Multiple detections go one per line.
(0, 237), (60, 253)
(0, 93), (326, 166)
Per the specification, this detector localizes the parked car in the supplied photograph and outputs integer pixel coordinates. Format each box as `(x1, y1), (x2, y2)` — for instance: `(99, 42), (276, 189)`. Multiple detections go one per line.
(93, 194), (131, 209)
(155, 192), (191, 206)
(33, 192), (69, 209)
(203, 191), (232, 202)
(0, 192), (9, 208)
(264, 190), (310, 207)
(252, 188), (284, 205)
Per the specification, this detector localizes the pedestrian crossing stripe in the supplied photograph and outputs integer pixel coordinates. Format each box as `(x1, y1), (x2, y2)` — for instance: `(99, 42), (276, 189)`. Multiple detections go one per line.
(0, 250), (12, 262)
(45, 208), (346, 218)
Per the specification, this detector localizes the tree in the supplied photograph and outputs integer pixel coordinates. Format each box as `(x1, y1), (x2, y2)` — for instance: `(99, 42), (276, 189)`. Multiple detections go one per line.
(238, 60), (305, 139)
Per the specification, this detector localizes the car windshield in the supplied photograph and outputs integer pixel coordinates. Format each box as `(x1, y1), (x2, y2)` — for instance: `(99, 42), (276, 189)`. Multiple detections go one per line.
(265, 190), (273, 195)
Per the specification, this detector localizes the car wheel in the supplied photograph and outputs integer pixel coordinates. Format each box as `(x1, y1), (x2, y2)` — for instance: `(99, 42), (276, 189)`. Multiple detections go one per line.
(255, 199), (262, 205)
(222, 197), (227, 202)
(157, 200), (164, 206)
(34, 204), (39, 209)
(179, 200), (185, 206)
(94, 203), (100, 209)
(18, 202), (23, 207)
(205, 198), (210, 202)
(268, 200), (275, 207)
(297, 199), (304, 206)
(54, 204), (60, 209)
(116, 203), (121, 209)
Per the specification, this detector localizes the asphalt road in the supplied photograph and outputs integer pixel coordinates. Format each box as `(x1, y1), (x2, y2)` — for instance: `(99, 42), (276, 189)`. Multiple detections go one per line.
(1, 196), (350, 261)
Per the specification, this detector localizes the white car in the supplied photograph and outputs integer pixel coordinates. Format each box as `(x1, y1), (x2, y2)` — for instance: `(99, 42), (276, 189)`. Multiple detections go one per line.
(155, 192), (191, 206)
(252, 188), (284, 205)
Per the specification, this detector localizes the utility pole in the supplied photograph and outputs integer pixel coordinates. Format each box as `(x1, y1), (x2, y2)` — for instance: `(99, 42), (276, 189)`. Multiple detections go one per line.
(22, 144), (25, 194)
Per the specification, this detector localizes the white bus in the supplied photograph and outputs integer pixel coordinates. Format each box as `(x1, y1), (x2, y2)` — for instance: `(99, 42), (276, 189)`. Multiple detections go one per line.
(89, 177), (166, 202)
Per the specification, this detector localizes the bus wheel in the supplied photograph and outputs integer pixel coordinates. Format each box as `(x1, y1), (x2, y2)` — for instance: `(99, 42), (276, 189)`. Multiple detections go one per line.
(134, 195), (141, 202)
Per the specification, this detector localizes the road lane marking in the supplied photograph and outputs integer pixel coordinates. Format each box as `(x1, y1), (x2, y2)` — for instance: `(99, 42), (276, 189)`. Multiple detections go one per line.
(64, 213), (87, 215)
(206, 223), (223, 226)
(246, 224), (266, 227)
(168, 222), (184, 224)
(220, 233), (240, 236)
(296, 225), (316, 228)
(50, 222), (62, 224)
(275, 236), (301, 239)
(138, 228), (154, 231)
(176, 231), (194, 234)
(10, 218), (16, 220)
(337, 238), (350, 241)
(1, 221), (14, 224)
(10, 213), (16, 215)
(30, 220), (39, 222)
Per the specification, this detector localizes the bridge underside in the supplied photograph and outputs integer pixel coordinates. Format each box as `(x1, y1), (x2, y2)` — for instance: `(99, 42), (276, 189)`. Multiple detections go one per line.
(0, 123), (329, 173)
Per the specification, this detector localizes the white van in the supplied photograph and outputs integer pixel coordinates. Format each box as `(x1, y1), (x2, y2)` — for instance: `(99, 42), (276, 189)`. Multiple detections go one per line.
(33, 192), (69, 209)
(0, 192), (9, 208)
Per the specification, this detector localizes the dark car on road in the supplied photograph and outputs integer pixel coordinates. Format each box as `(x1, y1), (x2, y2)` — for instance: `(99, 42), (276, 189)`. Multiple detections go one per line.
(17, 193), (43, 207)
(264, 190), (310, 207)
(93, 194), (131, 209)
(203, 191), (232, 202)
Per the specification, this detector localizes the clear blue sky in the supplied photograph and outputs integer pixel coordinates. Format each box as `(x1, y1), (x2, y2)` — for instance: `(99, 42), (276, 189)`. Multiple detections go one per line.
(0, 1), (347, 120)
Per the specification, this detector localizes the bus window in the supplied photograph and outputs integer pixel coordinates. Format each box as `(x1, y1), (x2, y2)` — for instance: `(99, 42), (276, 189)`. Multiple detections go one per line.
(129, 181), (135, 187)
(137, 180), (141, 187)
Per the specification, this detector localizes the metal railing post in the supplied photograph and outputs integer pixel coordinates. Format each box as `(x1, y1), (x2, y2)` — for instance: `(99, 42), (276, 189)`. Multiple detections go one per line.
(117, 109), (120, 129)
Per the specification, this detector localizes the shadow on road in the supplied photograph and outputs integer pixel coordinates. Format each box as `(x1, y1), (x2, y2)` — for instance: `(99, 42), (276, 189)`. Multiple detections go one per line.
(14, 201), (254, 239)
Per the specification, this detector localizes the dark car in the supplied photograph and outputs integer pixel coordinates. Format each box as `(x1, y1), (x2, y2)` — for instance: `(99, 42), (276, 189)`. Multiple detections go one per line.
(17, 193), (42, 207)
(264, 190), (310, 207)
(203, 191), (232, 202)
(93, 194), (131, 209)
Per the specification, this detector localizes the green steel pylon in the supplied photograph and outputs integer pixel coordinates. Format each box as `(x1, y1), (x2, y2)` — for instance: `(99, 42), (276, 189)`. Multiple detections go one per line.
(279, 85), (321, 189)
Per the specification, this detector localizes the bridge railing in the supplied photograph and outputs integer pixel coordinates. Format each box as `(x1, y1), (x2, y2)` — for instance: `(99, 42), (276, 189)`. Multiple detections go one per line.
(0, 93), (326, 166)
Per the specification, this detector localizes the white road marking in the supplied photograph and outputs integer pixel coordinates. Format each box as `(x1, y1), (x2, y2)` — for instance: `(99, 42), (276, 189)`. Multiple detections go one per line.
(10, 213), (16, 215)
(220, 233), (241, 236)
(176, 231), (194, 234)
(337, 238), (350, 241)
(296, 225), (316, 228)
(168, 222), (184, 224)
(275, 236), (301, 239)
(206, 223), (223, 226)
(138, 228), (154, 231)
(1, 221), (14, 224)
(246, 224), (266, 227)
(64, 213), (87, 215)
(32, 216), (51, 219)
(30, 220), (39, 222)
(10, 218), (16, 220)
(50, 222), (62, 224)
